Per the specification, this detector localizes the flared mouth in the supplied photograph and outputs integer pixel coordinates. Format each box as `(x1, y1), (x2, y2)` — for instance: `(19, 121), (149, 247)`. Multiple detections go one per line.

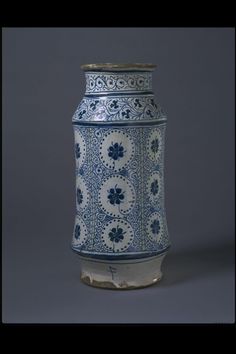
(81, 63), (156, 72)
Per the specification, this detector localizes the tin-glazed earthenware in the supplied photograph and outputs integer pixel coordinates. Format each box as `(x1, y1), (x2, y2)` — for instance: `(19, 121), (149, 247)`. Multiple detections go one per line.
(71, 63), (170, 289)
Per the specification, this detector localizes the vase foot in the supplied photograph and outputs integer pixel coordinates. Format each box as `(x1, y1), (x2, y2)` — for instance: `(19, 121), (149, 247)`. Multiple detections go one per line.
(79, 253), (167, 290)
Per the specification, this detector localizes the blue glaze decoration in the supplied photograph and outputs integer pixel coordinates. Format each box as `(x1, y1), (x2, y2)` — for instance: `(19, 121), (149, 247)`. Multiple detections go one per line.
(71, 68), (170, 261)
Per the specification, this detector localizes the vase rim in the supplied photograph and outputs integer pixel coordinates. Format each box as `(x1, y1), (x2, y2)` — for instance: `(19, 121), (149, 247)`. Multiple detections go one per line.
(81, 63), (156, 72)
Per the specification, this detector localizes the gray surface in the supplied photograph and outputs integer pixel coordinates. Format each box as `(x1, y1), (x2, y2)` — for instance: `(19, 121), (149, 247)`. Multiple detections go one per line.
(2, 28), (235, 323)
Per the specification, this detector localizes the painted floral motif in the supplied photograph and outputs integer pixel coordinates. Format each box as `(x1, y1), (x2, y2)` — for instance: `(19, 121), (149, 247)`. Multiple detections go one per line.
(99, 175), (136, 217)
(73, 96), (166, 122)
(75, 224), (81, 240)
(151, 219), (160, 235)
(99, 130), (135, 172)
(151, 138), (159, 153)
(74, 129), (86, 166)
(151, 179), (159, 196)
(77, 188), (83, 205)
(90, 100), (99, 111)
(101, 218), (134, 252)
(72, 216), (88, 248)
(108, 226), (126, 243)
(73, 117), (169, 253)
(75, 143), (81, 159)
(108, 185), (125, 205)
(122, 109), (131, 119)
(110, 100), (119, 109)
(146, 171), (161, 204)
(147, 212), (164, 242)
(75, 175), (89, 211)
(134, 98), (142, 107)
(78, 109), (86, 119)
(147, 129), (162, 162)
(146, 109), (154, 118)
(85, 72), (152, 93)
(108, 142), (125, 161)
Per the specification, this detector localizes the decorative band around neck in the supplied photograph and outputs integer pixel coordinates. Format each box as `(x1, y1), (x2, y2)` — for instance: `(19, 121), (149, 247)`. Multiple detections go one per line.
(85, 72), (152, 94)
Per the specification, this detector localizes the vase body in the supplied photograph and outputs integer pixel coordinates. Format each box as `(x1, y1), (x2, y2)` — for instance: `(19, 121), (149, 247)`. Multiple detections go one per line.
(71, 64), (170, 289)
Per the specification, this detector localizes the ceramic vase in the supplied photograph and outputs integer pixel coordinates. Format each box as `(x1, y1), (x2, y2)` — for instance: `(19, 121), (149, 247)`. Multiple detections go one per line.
(71, 63), (170, 289)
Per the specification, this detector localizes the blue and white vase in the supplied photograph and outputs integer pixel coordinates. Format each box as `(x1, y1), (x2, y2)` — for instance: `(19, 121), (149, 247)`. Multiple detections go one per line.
(71, 63), (170, 289)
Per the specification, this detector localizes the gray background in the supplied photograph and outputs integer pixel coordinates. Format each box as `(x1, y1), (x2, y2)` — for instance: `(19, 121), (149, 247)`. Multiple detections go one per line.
(2, 28), (235, 323)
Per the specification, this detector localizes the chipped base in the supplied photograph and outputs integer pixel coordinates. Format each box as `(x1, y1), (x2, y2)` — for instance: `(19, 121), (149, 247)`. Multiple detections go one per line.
(79, 253), (166, 290)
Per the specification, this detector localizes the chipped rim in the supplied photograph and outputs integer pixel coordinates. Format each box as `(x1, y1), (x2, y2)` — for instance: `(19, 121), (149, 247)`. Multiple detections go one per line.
(81, 63), (156, 72)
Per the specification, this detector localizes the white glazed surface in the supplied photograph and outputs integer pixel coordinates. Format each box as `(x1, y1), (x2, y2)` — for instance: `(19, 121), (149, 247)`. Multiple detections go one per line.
(80, 254), (166, 289)
(72, 65), (170, 289)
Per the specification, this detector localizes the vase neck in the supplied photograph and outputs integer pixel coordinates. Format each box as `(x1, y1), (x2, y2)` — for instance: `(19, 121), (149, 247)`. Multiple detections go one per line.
(84, 71), (153, 95)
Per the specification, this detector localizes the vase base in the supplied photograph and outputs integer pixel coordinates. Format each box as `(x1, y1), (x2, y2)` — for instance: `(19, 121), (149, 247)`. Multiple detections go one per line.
(79, 253), (167, 290)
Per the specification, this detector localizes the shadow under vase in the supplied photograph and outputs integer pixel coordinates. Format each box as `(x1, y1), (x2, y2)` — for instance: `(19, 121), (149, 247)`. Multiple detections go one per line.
(157, 239), (235, 287)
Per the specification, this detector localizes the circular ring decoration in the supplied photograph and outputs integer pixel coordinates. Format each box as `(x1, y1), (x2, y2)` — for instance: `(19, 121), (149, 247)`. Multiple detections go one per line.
(146, 171), (161, 204)
(98, 175), (136, 217)
(74, 128), (86, 166)
(99, 129), (135, 172)
(101, 218), (134, 252)
(76, 176), (89, 211)
(72, 216), (88, 248)
(147, 128), (162, 162)
(146, 212), (163, 243)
